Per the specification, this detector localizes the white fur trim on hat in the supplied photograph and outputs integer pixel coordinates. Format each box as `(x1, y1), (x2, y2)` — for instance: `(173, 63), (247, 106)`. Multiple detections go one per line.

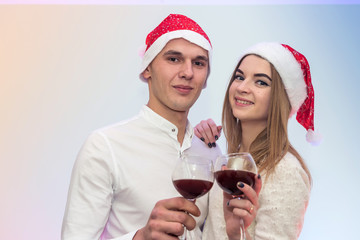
(139, 30), (212, 83)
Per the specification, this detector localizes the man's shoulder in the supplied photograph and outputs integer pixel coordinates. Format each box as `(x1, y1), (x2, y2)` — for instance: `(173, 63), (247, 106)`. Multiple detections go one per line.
(96, 112), (148, 133)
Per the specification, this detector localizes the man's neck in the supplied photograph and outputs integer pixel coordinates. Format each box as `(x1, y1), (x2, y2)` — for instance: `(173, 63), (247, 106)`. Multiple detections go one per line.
(146, 103), (189, 145)
(175, 117), (188, 146)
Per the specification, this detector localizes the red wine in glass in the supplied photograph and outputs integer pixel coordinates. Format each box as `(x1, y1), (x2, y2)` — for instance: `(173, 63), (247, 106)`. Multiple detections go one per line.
(172, 154), (215, 240)
(215, 170), (255, 197)
(173, 179), (214, 200)
(215, 153), (257, 240)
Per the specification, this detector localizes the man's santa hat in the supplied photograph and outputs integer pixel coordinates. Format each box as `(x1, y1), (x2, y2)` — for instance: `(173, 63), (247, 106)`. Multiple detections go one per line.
(240, 42), (321, 145)
(139, 14), (212, 87)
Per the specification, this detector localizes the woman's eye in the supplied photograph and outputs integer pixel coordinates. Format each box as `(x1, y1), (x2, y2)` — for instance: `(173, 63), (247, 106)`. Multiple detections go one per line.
(234, 75), (244, 81)
(256, 80), (269, 86)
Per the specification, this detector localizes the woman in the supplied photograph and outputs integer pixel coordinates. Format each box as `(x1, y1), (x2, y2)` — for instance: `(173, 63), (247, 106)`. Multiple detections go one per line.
(200, 42), (320, 239)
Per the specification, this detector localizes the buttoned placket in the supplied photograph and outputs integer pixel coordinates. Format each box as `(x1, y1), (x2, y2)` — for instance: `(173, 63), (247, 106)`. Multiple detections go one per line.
(168, 125), (194, 159)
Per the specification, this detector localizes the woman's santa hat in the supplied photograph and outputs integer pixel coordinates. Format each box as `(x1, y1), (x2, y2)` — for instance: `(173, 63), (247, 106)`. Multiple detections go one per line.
(240, 42), (321, 145)
(139, 14), (212, 87)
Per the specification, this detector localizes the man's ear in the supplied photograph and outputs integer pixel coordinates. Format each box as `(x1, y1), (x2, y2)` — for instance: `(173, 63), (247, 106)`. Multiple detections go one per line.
(142, 67), (151, 80)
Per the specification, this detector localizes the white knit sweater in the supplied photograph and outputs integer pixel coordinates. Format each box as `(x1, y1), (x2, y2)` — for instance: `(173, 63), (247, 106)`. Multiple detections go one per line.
(203, 152), (311, 240)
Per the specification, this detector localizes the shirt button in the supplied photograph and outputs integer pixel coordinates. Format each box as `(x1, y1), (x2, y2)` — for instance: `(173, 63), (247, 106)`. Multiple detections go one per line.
(172, 128), (175, 132)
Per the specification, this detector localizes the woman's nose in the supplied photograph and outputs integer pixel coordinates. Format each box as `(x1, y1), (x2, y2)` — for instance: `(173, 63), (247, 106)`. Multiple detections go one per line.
(236, 79), (250, 93)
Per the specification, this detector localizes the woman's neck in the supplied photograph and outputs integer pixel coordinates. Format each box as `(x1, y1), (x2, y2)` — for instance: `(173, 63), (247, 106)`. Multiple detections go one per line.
(240, 121), (266, 152)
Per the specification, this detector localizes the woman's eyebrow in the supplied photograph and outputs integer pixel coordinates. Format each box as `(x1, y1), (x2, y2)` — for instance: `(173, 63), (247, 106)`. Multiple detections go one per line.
(236, 69), (272, 81)
(236, 69), (244, 74)
(255, 73), (272, 81)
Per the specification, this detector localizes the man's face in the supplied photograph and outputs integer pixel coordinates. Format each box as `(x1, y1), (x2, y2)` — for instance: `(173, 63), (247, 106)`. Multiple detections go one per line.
(143, 38), (209, 116)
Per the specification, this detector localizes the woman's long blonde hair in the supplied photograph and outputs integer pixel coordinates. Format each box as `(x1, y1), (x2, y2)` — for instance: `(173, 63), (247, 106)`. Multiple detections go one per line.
(222, 54), (311, 182)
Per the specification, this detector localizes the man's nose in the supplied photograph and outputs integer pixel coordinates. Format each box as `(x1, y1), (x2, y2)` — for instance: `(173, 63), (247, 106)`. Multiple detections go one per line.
(179, 61), (194, 80)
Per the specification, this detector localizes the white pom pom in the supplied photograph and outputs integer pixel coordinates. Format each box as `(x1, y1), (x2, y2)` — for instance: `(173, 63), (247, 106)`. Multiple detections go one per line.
(138, 45), (147, 58)
(306, 129), (322, 146)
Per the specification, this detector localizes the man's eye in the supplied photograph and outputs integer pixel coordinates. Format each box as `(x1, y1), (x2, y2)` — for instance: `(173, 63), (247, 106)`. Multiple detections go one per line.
(194, 61), (205, 66)
(169, 57), (178, 62)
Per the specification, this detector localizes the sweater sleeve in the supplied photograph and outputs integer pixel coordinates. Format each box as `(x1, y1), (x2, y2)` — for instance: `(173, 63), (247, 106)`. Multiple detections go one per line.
(251, 153), (311, 240)
(61, 131), (115, 240)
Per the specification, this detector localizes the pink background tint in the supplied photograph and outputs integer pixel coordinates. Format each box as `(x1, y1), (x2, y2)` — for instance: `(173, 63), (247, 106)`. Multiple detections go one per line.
(1, 3), (360, 240)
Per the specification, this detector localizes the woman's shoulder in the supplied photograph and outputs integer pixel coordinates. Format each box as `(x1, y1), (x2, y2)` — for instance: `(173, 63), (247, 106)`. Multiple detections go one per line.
(255, 155), (311, 239)
(265, 152), (311, 190)
(275, 152), (304, 172)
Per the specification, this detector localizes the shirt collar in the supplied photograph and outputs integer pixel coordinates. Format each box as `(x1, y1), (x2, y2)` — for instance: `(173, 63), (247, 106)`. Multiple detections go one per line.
(140, 105), (194, 143)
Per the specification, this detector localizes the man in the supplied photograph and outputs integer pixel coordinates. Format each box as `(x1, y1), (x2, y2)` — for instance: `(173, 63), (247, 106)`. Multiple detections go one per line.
(61, 14), (221, 240)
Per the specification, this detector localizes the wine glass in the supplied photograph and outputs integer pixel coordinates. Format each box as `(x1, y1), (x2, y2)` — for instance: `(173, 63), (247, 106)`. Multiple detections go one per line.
(172, 153), (215, 240)
(214, 152), (258, 240)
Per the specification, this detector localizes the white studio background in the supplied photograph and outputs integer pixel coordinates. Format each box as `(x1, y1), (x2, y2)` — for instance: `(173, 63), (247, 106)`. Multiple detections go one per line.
(0, 3), (359, 239)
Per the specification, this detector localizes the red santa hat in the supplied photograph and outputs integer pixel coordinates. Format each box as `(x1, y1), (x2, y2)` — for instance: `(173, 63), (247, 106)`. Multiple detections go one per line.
(139, 14), (212, 86)
(240, 42), (321, 145)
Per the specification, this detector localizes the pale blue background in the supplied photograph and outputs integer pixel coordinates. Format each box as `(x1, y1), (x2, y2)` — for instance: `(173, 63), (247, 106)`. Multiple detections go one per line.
(1, 3), (359, 239)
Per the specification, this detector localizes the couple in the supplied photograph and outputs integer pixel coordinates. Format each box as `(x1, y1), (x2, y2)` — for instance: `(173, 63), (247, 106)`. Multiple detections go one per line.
(62, 14), (316, 240)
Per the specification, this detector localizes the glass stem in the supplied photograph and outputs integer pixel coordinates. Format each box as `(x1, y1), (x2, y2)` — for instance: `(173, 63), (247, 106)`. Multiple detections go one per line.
(240, 218), (246, 240)
(179, 199), (196, 240)
(179, 228), (187, 240)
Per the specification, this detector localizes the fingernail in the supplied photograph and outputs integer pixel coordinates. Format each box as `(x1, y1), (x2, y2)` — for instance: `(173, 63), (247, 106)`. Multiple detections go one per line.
(237, 182), (244, 188)
(200, 137), (205, 142)
(208, 143), (212, 148)
(212, 142), (216, 147)
(257, 174), (261, 179)
(227, 200), (230, 206)
(215, 135), (218, 140)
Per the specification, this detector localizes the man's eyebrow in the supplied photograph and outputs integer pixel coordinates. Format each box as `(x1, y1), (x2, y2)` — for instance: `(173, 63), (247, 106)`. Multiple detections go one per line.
(194, 55), (209, 62)
(163, 50), (208, 62)
(163, 50), (182, 56)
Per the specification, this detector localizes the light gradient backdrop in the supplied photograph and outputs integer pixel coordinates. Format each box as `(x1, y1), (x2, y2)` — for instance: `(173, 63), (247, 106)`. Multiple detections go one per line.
(1, 2), (359, 239)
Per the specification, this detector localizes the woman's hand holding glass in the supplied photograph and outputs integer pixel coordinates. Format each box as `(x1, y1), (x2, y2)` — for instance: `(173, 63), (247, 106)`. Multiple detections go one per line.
(215, 153), (259, 240)
(195, 119), (262, 240)
(223, 174), (262, 240)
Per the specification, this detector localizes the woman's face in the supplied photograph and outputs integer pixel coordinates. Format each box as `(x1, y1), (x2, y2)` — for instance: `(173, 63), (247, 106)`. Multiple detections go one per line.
(229, 55), (272, 127)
